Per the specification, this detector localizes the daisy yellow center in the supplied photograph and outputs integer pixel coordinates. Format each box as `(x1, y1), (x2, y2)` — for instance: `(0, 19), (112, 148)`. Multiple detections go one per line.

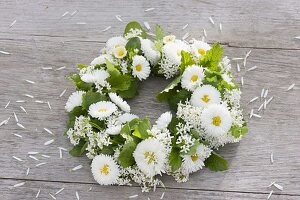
(202, 94), (210, 103)
(191, 154), (199, 162)
(191, 75), (198, 82)
(212, 116), (222, 126)
(135, 64), (142, 72)
(118, 50), (125, 57)
(144, 151), (155, 164)
(99, 164), (110, 175)
(198, 48), (206, 55)
(98, 108), (107, 112)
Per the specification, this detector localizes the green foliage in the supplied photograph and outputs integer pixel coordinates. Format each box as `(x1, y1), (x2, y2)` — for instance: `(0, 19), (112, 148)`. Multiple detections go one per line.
(182, 140), (200, 156)
(67, 74), (93, 91)
(99, 145), (115, 155)
(69, 139), (88, 157)
(82, 91), (107, 110)
(168, 89), (192, 111)
(118, 141), (137, 168)
(156, 75), (181, 102)
(66, 106), (86, 129)
(230, 125), (248, 138)
(155, 24), (165, 41)
(118, 78), (139, 99)
(106, 60), (131, 92)
(124, 21), (147, 38)
(180, 51), (195, 73)
(89, 118), (106, 131)
(168, 117), (184, 135)
(204, 152), (228, 171)
(199, 43), (223, 71)
(169, 147), (182, 172)
(132, 118), (151, 139)
(77, 64), (88, 69)
(125, 37), (141, 60)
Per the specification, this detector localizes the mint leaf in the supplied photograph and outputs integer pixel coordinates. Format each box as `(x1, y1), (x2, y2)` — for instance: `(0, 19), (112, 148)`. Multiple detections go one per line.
(204, 152), (228, 171)
(155, 24), (165, 41)
(230, 125), (248, 138)
(118, 141), (137, 168)
(124, 21), (147, 38)
(82, 91), (107, 110)
(69, 140), (88, 157)
(169, 147), (182, 172)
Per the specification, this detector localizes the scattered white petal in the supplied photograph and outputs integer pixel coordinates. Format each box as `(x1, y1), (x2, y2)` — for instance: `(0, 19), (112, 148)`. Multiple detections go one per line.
(219, 23), (222, 32)
(160, 192), (165, 199)
(9, 19), (17, 28)
(102, 26), (111, 32)
(55, 188), (64, 195)
(29, 155), (39, 161)
(182, 23), (189, 30)
(268, 181), (276, 187)
(13, 112), (18, 122)
(273, 183), (283, 191)
(28, 151), (39, 155)
(267, 190), (273, 200)
(55, 66), (66, 71)
(232, 57), (244, 61)
(270, 152), (274, 164)
(4, 100), (10, 109)
(247, 65), (257, 72)
(35, 100), (44, 104)
(36, 188), (41, 198)
(145, 8), (155, 12)
(252, 113), (261, 118)
(71, 10), (78, 16)
(182, 32), (190, 40)
(44, 128), (53, 135)
(236, 63), (240, 72)
(59, 148), (62, 159)
(76, 22), (86, 25)
(76, 191), (80, 200)
(24, 94), (34, 98)
(42, 67), (53, 70)
(129, 194), (138, 199)
(241, 77), (244, 86)
(266, 96), (274, 105)
(71, 165), (83, 171)
(209, 16), (215, 25)
(44, 139), (54, 146)
(59, 147), (67, 151)
(258, 103), (264, 112)
(41, 154), (50, 158)
(88, 187), (93, 191)
(47, 101), (52, 110)
(26, 167), (30, 176)
(13, 133), (22, 138)
(20, 106), (27, 114)
(245, 50), (252, 58)
(261, 88), (265, 98)
(49, 193), (56, 200)
(264, 89), (269, 98)
(36, 162), (46, 167)
(16, 100), (26, 103)
(25, 80), (35, 84)
(60, 89), (67, 97)
(286, 83), (295, 91)
(17, 123), (26, 129)
(203, 28), (207, 37)
(295, 36), (300, 39)
(115, 15), (123, 22)
(12, 156), (23, 162)
(144, 21), (151, 30)
(13, 182), (25, 188)
(1, 119), (8, 127)
(0, 50), (10, 55)
(61, 11), (69, 17)
(249, 96), (258, 103)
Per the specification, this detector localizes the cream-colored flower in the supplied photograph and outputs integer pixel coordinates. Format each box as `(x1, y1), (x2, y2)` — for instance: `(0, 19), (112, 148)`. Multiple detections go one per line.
(113, 46), (127, 59)
(190, 85), (221, 108)
(163, 35), (176, 44)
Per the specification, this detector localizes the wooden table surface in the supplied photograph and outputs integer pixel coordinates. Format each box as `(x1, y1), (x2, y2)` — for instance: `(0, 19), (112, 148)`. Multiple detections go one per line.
(0, 0), (299, 199)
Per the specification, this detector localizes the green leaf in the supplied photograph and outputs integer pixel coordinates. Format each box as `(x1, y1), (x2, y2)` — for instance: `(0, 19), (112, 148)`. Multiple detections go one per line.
(168, 89), (192, 111)
(132, 118), (151, 139)
(199, 43), (223, 71)
(157, 75), (181, 102)
(180, 51), (195, 73)
(66, 106), (86, 129)
(67, 74), (93, 91)
(155, 24), (165, 40)
(183, 140), (200, 156)
(118, 141), (137, 168)
(77, 64), (88, 69)
(168, 117), (183, 135)
(125, 37), (141, 52)
(89, 118), (106, 131)
(118, 78), (139, 99)
(82, 91), (107, 110)
(106, 60), (131, 92)
(69, 140), (88, 157)
(99, 145), (115, 155)
(204, 152), (228, 171)
(169, 147), (182, 172)
(230, 125), (248, 138)
(124, 21), (147, 38)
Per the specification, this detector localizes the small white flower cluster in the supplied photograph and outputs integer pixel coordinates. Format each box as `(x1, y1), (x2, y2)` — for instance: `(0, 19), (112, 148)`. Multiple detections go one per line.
(64, 21), (248, 191)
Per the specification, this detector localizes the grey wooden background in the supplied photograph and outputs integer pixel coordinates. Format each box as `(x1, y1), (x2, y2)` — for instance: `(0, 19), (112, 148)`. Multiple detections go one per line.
(0, 0), (299, 199)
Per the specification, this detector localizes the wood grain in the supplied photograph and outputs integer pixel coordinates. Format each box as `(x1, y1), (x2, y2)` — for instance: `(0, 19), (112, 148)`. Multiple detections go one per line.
(0, 0), (300, 199)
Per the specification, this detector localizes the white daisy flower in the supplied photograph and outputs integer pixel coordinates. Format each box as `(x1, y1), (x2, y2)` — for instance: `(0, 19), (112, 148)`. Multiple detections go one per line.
(105, 125), (122, 135)
(106, 36), (127, 54)
(91, 154), (120, 185)
(155, 112), (172, 130)
(108, 93), (130, 112)
(181, 65), (205, 91)
(140, 39), (161, 65)
(88, 101), (118, 120)
(131, 55), (151, 80)
(200, 104), (233, 137)
(118, 113), (139, 124)
(133, 138), (167, 177)
(163, 35), (176, 44)
(191, 40), (211, 58)
(182, 144), (212, 173)
(65, 91), (85, 112)
(113, 46), (127, 59)
(163, 40), (190, 65)
(81, 69), (110, 85)
(91, 54), (114, 66)
(190, 85), (221, 108)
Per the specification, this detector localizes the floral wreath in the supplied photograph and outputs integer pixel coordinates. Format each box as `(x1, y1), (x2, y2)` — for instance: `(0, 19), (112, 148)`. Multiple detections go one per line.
(65, 21), (248, 191)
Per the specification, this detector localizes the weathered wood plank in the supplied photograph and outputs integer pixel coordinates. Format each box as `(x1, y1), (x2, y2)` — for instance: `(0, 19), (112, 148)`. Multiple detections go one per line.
(0, 0), (300, 49)
(2, 179), (299, 200)
(0, 37), (299, 197)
